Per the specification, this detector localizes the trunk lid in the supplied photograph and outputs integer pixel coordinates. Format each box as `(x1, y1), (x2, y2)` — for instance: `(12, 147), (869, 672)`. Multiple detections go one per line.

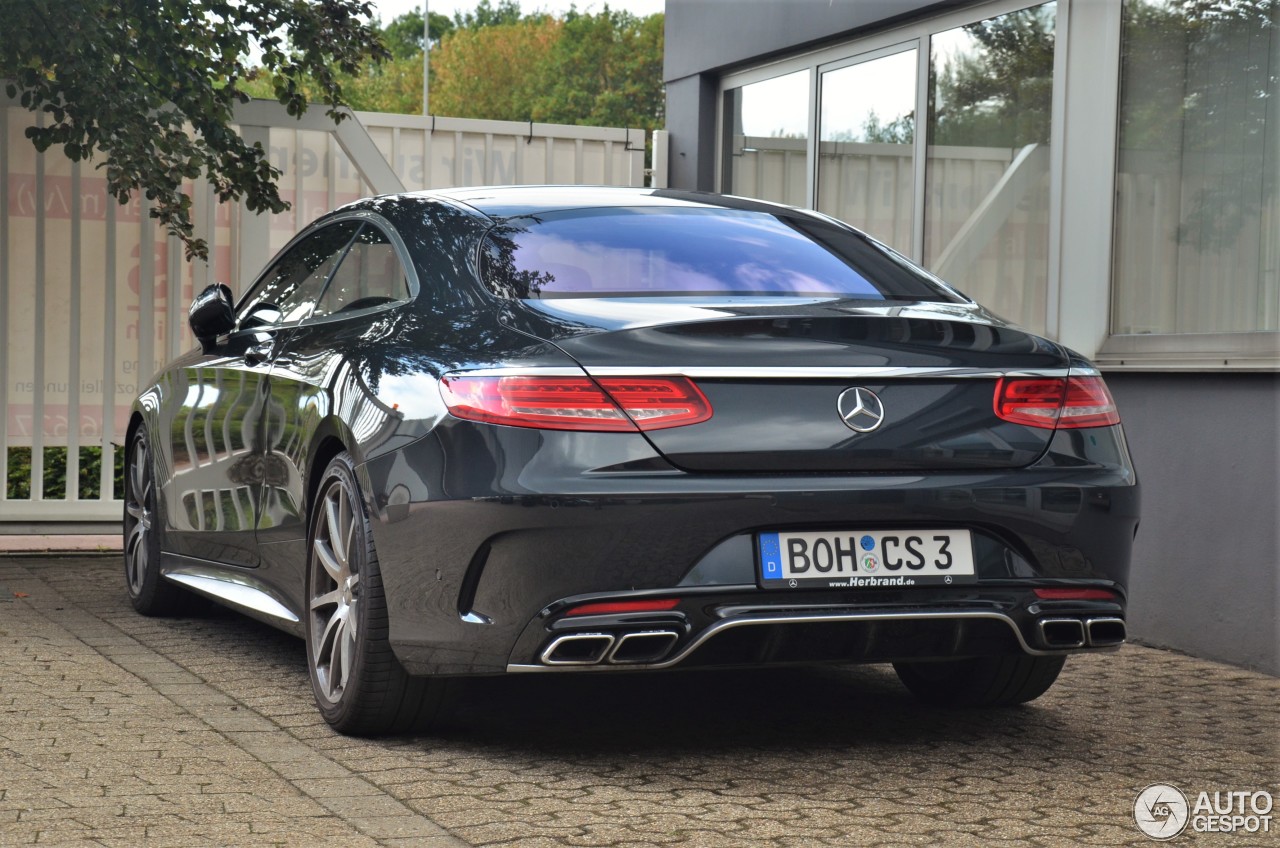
(511, 300), (1069, 473)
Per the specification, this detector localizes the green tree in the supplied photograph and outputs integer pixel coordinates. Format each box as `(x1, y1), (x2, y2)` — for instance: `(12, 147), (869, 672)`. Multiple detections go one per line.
(0, 0), (388, 261)
(430, 16), (562, 120)
(532, 8), (665, 131)
(451, 0), (524, 30)
(380, 8), (456, 59)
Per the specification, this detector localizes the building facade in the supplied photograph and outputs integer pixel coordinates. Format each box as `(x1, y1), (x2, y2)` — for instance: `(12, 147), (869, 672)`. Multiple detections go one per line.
(664, 0), (1278, 673)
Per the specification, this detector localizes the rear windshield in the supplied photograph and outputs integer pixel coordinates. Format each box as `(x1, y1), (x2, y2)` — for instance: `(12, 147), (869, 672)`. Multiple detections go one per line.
(479, 207), (962, 302)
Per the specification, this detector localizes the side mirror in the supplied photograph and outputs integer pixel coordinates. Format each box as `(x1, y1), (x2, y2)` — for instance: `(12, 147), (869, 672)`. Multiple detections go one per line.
(189, 283), (236, 351)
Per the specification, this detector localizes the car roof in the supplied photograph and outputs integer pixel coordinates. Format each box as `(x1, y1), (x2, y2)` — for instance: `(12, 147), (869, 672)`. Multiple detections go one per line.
(396, 185), (806, 220)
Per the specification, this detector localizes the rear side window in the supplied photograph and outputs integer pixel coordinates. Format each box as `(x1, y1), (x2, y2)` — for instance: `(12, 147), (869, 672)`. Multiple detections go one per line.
(237, 222), (360, 328)
(479, 207), (960, 302)
(312, 224), (410, 318)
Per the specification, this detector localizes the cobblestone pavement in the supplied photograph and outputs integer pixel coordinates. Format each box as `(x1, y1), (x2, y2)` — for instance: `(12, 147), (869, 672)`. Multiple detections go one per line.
(1, 556), (1276, 848)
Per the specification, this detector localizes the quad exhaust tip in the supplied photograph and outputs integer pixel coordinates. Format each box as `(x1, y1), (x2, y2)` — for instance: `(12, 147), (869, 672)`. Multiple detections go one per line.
(541, 633), (615, 665)
(541, 630), (681, 666)
(608, 630), (680, 664)
(1086, 617), (1126, 647)
(1038, 618), (1086, 649)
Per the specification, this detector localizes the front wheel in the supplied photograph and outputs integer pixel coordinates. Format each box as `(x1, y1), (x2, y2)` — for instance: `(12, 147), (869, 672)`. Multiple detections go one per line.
(306, 451), (447, 736)
(893, 655), (1066, 708)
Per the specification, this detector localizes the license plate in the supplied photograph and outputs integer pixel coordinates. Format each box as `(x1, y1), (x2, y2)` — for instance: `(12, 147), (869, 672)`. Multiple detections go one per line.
(757, 529), (975, 589)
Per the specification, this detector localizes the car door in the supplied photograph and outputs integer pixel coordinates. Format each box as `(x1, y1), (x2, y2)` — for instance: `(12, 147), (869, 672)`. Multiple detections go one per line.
(256, 221), (416, 554)
(161, 221), (360, 567)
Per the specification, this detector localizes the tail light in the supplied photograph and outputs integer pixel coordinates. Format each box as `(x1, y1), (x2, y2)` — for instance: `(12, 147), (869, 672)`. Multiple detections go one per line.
(440, 375), (712, 432)
(994, 376), (1120, 429)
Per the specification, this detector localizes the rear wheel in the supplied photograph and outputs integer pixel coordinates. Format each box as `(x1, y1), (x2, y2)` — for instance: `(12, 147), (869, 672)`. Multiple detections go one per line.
(306, 451), (447, 736)
(124, 425), (191, 616)
(893, 655), (1066, 708)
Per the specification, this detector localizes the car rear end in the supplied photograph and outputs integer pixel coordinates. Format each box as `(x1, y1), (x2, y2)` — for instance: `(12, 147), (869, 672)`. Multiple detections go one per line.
(373, 191), (1139, 690)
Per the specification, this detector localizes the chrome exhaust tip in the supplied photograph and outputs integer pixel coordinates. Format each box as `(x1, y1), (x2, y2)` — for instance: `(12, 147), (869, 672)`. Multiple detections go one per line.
(541, 633), (615, 665)
(607, 630), (680, 664)
(1085, 617), (1126, 647)
(1038, 618), (1086, 649)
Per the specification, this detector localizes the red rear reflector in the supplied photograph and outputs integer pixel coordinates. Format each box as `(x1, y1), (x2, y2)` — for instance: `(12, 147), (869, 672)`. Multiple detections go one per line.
(441, 375), (711, 431)
(1034, 588), (1118, 601)
(564, 598), (681, 616)
(994, 376), (1120, 429)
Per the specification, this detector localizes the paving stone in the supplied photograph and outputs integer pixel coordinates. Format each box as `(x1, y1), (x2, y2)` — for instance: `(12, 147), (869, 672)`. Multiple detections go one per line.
(0, 556), (1276, 848)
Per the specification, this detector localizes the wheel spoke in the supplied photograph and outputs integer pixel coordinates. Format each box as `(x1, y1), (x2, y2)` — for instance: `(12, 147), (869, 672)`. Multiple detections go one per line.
(125, 522), (147, 590)
(338, 620), (354, 692)
(313, 536), (344, 585)
(325, 491), (346, 570)
(309, 587), (342, 611)
(316, 608), (346, 699)
(342, 488), (357, 568)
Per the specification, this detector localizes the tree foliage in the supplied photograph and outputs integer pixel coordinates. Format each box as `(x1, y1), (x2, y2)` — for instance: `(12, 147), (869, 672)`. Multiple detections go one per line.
(380, 8), (456, 59)
(0, 0), (388, 261)
(929, 5), (1056, 148)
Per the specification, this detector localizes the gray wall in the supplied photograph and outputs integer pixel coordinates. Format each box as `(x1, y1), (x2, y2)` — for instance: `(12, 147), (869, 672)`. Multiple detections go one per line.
(1109, 374), (1279, 675)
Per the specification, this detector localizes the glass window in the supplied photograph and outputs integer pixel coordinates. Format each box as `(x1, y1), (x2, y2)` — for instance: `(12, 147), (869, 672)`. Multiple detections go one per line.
(312, 225), (409, 319)
(1112, 1), (1279, 335)
(480, 207), (962, 302)
(724, 70), (810, 207)
(237, 222), (360, 329)
(817, 48), (918, 253)
(923, 3), (1057, 333)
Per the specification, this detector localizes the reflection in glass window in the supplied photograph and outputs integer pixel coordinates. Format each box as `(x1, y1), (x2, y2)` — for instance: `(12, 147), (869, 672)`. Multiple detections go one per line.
(817, 48), (917, 252)
(924, 2), (1056, 333)
(480, 208), (960, 302)
(237, 222), (360, 328)
(1112, 1), (1279, 335)
(313, 225), (409, 319)
(725, 70), (810, 206)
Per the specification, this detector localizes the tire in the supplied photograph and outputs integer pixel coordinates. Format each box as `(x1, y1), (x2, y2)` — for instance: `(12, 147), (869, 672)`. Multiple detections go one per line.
(893, 654), (1066, 708)
(124, 424), (192, 616)
(306, 451), (447, 736)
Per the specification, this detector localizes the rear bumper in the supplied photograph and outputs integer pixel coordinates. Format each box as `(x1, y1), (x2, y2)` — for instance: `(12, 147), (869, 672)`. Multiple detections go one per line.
(359, 424), (1138, 677)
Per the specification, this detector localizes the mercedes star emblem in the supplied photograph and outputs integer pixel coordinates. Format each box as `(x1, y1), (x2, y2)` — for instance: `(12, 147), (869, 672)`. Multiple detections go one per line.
(837, 387), (886, 433)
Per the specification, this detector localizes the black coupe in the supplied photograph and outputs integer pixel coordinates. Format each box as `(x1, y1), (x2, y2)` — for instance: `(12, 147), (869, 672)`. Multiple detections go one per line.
(125, 186), (1139, 735)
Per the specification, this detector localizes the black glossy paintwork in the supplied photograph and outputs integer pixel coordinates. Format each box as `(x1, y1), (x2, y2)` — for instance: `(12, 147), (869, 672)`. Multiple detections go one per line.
(129, 186), (1140, 678)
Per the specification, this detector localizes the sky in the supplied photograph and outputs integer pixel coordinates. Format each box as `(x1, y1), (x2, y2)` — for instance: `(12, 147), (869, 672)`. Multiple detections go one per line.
(368, 0), (666, 24)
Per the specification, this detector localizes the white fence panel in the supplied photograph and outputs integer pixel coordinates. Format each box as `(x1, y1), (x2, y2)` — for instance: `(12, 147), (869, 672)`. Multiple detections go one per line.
(0, 96), (648, 526)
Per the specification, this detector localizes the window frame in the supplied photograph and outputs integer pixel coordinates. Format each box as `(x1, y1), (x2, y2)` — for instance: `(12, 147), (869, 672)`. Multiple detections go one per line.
(232, 210), (421, 334)
(715, 0), (1279, 370)
(717, 0), (1067, 341)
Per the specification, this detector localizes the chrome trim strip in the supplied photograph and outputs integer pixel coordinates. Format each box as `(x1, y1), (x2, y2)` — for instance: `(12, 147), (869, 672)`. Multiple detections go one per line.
(453, 366), (1073, 380)
(508, 610), (1067, 673)
(162, 567), (300, 624)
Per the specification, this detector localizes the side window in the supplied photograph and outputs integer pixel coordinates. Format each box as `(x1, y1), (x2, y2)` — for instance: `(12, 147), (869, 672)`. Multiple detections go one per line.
(236, 222), (360, 329)
(311, 224), (410, 319)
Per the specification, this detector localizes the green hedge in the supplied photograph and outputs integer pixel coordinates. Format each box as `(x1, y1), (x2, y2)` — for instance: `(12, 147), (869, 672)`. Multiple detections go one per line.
(5, 446), (126, 500)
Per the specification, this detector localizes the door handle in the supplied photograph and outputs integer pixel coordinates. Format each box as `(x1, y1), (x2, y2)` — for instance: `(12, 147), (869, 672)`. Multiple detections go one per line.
(244, 342), (273, 366)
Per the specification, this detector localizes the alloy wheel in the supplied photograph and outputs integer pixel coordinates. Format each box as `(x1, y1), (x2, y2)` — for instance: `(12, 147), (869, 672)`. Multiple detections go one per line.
(309, 477), (361, 704)
(124, 433), (153, 596)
